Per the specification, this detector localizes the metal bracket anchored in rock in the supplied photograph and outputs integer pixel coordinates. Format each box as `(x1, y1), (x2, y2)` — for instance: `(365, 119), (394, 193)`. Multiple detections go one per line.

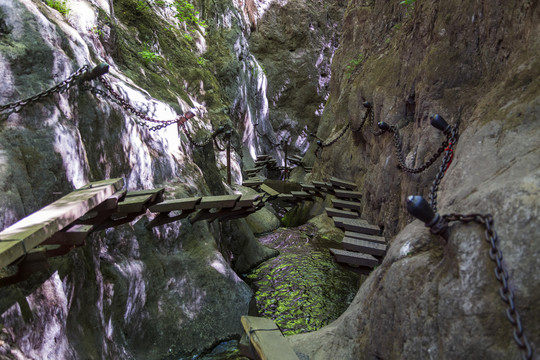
(406, 195), (534, 360)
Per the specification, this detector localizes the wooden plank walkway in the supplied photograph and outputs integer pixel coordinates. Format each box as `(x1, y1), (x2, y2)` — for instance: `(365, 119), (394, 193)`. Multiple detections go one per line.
(0, 178), (123, 269)
(241, 316), (299, 360)
(333, 217), (381, 235)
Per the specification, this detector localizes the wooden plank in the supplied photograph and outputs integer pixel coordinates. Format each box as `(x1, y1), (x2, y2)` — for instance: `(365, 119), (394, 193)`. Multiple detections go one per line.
(329, 248), (378, 267)
(342, 238), (387, 257)
(125, 188), (164, 202)
(117, 194), (153, 213)
(241, 316), (300, 360)
(196, 195), (240, 209)
(0, 178), (123, 269)
(242, 180), (264, 188)
(148, 197), (202, 213)
(333, 217), (381, 235)
(290, 191), (312, 199)
(260, 184), (280, 197)
(236, 194), (262, 208)
(334, 189), (362, 200)
(344, 231), (386, 245)
(329, 176), (357, 190)
(325, 207), (358, 219)
(331, 198), (362, 211)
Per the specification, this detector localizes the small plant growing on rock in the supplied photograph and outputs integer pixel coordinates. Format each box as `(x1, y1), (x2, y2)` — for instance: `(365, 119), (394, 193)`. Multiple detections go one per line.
(139, 43), (161, 63)
(46, 0), (70, 16)
(345, 54), (364, 79)
(172, 0), (207, 28)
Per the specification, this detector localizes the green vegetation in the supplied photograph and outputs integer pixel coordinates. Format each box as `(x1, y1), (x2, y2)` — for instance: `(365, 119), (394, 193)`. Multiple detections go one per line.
(45, 0), (70, 16)
(345, 54), (364, 79)
(172, 0), (207, 29)
(138, 49), (160, 62)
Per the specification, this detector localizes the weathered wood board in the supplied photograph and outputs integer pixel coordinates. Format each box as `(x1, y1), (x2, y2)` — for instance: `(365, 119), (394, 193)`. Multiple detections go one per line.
(148, 197), (202, 213)
(325, 207), (359, 219)
(342, 238), (387, 257)
(331, 198), (363, 211)
(333, 217), (381, 235)
(344, 231), (386, 245)
(329, 176), (357, 190)
(329, 248), (378, 267)
(0, 178), (123, 269)
(241, 316), (299, 360)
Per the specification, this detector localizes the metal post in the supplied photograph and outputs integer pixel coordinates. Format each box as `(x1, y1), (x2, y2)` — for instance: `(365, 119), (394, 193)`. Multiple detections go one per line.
(283, 139), (288, 181)
(226, 130), (232, 185)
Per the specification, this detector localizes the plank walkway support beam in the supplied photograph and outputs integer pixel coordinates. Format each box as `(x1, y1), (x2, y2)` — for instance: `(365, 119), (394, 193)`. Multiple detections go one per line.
(241, 316), (300, 360)
(0, 178), (124, 269)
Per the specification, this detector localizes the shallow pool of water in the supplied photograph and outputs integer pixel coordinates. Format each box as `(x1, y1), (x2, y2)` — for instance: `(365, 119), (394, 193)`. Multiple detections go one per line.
(244, 223), (361, 335)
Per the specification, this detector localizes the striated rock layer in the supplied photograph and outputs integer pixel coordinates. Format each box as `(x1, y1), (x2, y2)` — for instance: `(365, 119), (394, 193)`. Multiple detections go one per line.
(290, 0), (539, 359)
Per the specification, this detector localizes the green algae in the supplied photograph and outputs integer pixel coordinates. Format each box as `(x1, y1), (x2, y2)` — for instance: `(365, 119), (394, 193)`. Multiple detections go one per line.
(245, 224), (360, 336)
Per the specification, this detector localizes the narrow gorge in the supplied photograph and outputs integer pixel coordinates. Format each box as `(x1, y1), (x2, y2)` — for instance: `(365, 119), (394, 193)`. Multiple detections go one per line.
(0, 0), (538, 359)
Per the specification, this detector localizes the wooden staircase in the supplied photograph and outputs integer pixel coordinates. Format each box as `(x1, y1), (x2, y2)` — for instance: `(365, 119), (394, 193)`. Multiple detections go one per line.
(323, 177), (387, 274)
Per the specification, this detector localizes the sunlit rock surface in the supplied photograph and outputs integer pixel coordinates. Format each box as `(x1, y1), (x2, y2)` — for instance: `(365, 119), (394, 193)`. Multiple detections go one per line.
(0, 0), (286, 358)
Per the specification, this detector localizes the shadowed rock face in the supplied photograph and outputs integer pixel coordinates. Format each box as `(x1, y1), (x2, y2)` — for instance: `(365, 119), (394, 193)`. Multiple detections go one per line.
(248, 0), (345, 157)
(289, 0), (540, 359)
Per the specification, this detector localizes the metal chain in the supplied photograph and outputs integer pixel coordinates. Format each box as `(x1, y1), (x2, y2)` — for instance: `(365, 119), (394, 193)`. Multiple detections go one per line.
(429, 126), (459, 212)
(367, 105), (385, 136)
(82, 82), (177, 131)
(181, 123), (214, 147)
(0, 65), (90, 113)
(442, 213), (533, 360)
(385, 123), (453, 174)
(97, 77), (182, 127)
(351, 105), (373, 133)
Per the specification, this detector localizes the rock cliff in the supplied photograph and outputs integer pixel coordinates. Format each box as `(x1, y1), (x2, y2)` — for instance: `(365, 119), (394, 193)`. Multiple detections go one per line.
(289, 0), (540, 359)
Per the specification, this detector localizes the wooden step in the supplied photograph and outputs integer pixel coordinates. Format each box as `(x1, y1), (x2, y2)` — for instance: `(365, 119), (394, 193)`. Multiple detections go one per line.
(333, 217), (381, 235)
(260, 184), (280, 197)
(117, 194), (154, 213)
(325, 207), (358, 219)
(344, 231), (386, 245)
(329, 177), (357, 190)
(342, 237), (386, 257)
(149, 197), (202, 213)
(196, 195), (240, 209)
(242, 179), (263, 188)
(290, 191), (312, 199)
(329, 248), (378, 267)
(125, 188), (164, 202)
(236, 194), (262, 208)
(331, 198), (362, 211)
(241, 316), (300, 360)
(334, 189), (362, 200)
(0, 178), (123, 269)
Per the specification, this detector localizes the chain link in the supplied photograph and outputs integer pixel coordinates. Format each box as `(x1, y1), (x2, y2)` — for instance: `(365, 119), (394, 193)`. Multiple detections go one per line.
(384, 123), (452, 174)
(0, 65), (90, 113)
(443, 213), (533, 360)
(429, 126), (458, 212)
(97, 77), (182, 128)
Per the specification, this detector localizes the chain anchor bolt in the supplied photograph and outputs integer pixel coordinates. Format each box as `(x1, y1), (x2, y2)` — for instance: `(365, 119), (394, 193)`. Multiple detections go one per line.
(430, 114), (451, 134)
(363, 101), (372, 109)
(81, 62), (110, 82)
(406, 195), (449, 241)
(377, 121), (390, 132)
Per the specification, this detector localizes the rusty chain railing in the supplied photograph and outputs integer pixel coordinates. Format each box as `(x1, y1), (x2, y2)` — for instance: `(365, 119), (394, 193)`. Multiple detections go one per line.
(0, 64), (107, 113)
